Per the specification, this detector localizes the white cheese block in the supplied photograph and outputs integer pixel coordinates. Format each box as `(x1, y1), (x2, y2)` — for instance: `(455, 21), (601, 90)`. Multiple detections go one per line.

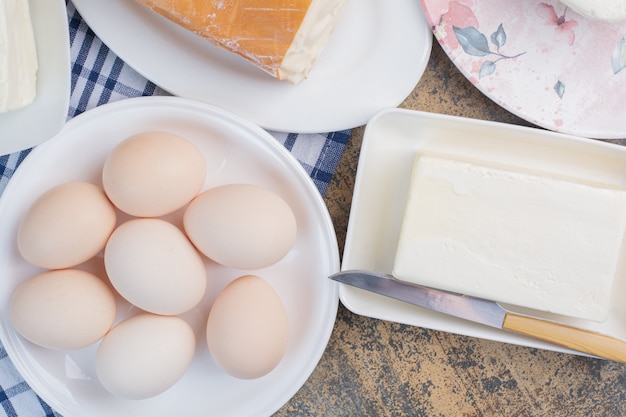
(392, 153), (626, 322)
(0, 0), (38, 113)
(559, 0), (626, 21)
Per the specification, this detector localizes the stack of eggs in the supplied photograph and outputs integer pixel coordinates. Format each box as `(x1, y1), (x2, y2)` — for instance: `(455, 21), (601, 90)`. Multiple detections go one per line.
(10, 131), (297, 400)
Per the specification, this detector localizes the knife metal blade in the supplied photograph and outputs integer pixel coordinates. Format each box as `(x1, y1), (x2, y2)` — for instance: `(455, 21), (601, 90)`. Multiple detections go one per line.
(330, 270), (626, 363)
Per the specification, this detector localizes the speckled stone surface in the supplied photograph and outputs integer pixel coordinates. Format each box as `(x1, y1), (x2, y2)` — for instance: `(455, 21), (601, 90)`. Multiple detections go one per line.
(273, 40), (626, 416)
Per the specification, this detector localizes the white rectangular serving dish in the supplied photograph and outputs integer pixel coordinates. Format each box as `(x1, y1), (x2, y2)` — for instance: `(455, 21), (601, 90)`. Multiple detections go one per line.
(0, 0), (70, 156)
(340, 108), (626, 356)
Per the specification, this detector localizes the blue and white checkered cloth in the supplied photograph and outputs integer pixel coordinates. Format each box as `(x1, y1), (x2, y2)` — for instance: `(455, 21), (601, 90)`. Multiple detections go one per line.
(0, 2), (349, 416)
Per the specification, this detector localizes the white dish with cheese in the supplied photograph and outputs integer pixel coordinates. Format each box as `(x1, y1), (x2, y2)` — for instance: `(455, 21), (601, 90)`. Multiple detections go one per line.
(0, 0), (70, 156)
(341, 108), (626, 357)
(71, 0), (432, 133)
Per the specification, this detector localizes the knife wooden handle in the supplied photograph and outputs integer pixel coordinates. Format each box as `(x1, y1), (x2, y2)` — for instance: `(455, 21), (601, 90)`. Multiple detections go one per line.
(503, 312), (626, 363)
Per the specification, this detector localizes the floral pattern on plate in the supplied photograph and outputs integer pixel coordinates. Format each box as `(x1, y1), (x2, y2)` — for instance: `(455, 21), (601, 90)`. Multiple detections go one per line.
(421, 0), (626, 139)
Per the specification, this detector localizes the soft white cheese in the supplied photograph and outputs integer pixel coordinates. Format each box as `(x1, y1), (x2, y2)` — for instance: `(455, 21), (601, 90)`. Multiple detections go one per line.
(559, 0), (626, 22)
(278, 0), (349, 84)
(392, 154), (626, 322)
(0, 0), (38, 113)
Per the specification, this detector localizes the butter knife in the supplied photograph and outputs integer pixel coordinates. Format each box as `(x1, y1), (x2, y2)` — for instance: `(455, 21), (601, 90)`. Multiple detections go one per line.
(330, 270), (626, 363)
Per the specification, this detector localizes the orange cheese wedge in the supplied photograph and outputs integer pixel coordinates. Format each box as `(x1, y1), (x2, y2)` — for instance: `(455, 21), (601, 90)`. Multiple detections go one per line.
(134, 0), (349, 83)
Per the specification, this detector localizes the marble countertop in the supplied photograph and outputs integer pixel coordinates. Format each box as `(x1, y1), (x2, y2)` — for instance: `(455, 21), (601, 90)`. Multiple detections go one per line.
(275, 40), (626, 417)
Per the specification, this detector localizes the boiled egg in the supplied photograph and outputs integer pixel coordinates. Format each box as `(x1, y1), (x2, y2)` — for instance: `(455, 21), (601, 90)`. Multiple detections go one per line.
(96, 313), (196, 399)
(206, 275), (289, 379)
(102, 131), (206, 217)
(104, 218), (207, 315)
(9, 269), (117, 350)
(17, 181), (117, 269)
(183, 184), (297, 270)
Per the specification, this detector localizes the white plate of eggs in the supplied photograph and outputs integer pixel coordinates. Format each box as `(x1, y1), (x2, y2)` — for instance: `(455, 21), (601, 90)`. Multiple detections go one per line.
(0, 96), (340, 417)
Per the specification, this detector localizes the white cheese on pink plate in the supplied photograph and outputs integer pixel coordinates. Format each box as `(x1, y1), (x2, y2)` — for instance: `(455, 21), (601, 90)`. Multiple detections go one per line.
(392, 153), (626, 322)
(559, 0), (626, 21)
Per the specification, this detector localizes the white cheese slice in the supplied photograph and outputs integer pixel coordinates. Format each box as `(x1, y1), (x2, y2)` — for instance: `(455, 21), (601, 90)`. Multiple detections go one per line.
(559, 0), (626, 21)
(392, 153), (626, 322)
(0, 0), (38, 113)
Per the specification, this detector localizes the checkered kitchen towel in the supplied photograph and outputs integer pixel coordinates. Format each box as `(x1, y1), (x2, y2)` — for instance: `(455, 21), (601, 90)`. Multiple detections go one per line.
(0, 2), (349, 416)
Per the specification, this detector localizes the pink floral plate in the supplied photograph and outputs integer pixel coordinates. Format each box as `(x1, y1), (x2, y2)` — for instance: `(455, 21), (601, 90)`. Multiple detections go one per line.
(420, 0), (626, 139)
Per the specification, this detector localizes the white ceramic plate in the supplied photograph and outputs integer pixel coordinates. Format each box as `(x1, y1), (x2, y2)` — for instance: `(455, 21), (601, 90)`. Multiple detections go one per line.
(341, 108), (626, 357)
(70, 0), (432, 133)
(0, 0), (70, 156)
(0, 97), (339, 417)
(420, 0), (626, 139)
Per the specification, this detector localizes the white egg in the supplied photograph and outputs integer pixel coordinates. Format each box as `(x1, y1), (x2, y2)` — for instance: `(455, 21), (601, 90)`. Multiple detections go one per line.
(17, 181), (117, 269)
(9, 269), (117, 350)
(104, 218), (207, 315)
(96, 313), (196, 399)
(102, 131), (207, 217)
(183, 184), (297, 270)
(206, 275), (289, 379)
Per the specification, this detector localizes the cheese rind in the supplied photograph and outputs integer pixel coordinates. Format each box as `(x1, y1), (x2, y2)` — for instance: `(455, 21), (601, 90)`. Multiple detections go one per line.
(0, 0), (38, 113)
(392, 154), (626, 322)
(559, 0), (626, 21)
(134, 0), (348, 84)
